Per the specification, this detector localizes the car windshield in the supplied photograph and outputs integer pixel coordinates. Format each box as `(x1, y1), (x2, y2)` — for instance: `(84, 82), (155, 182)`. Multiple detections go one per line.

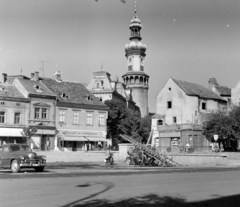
(21, 145), (31, 151)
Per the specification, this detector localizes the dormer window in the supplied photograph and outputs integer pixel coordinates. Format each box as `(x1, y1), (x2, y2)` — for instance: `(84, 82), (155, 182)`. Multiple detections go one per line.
(85, 96), (92, 101)
(60, 93), (68, 99)
(33, 85), (43, 93)
(0, 86), (6, 92)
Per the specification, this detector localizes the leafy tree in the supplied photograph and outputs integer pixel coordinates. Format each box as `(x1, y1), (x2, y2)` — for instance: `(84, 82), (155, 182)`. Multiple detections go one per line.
(105, 99), (142, 144)
(21, 126), (37, 145)
(138, 115), (152, 144)
(204, 106), (240, 151)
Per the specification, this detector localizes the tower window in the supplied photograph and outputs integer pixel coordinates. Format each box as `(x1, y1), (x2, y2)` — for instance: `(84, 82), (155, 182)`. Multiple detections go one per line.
(167, 101), (172, 109)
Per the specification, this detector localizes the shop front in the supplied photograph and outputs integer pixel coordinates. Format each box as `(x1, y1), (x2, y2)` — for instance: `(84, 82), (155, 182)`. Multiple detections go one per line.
(57, 129), (107, 152)
(30, 128), (56, 151)
(0, 127), (26, 145)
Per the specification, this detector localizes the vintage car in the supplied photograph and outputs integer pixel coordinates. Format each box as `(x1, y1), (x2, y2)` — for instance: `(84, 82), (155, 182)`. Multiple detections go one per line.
(0, 143), (47, 173)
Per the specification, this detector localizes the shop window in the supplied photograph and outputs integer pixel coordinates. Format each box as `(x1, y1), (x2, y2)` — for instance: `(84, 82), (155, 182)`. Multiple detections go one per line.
(59, 110), (66, 123)
(87, 112), (93, 125)
(202, 102), (206, 110)
(14, 112), (21, 124)
(99, 113), (105, 126)
(0, 111), (5, 123)
(73, 111), (79, 124)
(167, 101), (172, 109)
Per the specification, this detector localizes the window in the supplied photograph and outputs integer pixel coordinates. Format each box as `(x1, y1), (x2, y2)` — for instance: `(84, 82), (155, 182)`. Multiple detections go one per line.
(99, 113), (105, 126)
(34, 108), (40, 119)
(14, 112), (21, 124)
(0, 102), (5, 105)
(59, 110), (66, 123)
(87, 112), (93, 125)
(73, 111), (79, 124)
(42, 108), (47, 119)
(202, 102), (206, 110)
(0, 111), (5, 123)
(96, 83), (100, 88)
(167, 101), (172, 109)
(173, 117), (177, 123)
(16, 103), (20, 106)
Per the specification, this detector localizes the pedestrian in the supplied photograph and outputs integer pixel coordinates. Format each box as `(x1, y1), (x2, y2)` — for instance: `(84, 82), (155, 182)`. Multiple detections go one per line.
(185, 142), (190, 153)
(179, 141), (184, 153)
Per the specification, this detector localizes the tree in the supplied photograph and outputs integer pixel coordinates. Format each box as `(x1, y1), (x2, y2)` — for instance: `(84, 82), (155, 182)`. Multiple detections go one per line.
(104, 99), (141, 145)
(21, 126), (37, 145)
(138, 115), (152, 144)
(204, 106), (240, 151)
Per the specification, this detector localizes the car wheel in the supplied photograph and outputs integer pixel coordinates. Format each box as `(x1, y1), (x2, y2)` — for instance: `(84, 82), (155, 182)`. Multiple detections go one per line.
(35, 167), (44, 172)
(125, 157), (132, 165)
(11, 160), (20, 173)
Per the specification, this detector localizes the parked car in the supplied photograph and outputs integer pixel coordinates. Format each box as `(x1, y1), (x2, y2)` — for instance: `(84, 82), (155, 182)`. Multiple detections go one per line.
(0, 143), (47, 173)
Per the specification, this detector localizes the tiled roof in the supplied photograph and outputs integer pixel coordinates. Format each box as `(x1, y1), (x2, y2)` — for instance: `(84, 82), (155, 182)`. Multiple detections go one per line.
(17, 79), (55, 96)
(0, 83), (25, 98)
(172, 78), (225, 101)
(214, 85), (231, 96)
(42, 78), (106, 106)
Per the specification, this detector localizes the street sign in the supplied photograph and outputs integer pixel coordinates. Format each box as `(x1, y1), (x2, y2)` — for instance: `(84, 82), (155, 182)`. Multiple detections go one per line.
(214, 134), (218, 141)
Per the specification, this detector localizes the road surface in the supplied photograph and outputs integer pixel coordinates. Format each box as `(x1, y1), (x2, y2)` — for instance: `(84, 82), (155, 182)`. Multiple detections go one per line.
(1, 163), (240, 207)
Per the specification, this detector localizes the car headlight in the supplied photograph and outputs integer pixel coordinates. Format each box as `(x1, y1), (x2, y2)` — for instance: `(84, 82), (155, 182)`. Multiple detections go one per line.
(42, 156), (47, 160)
(20, 156), (25, 160)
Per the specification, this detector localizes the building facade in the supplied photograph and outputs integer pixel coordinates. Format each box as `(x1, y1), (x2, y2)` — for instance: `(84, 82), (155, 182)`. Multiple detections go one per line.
(122, 6), (149, 117)
(0, 81), (29, 145)
(151, 78), (227, 152)
(87, 71), (139, 112)
(13, 72), (57, 151)
(43, 72), (109, 152)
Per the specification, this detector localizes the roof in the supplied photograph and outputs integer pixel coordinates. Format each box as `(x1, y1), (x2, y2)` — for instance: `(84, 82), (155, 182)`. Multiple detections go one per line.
(42, 78), (106, 106)
(17, 79), (55, 96)
(172, 78), (225, 101)
(0, 83), (25, 99)
(214, 85), (231, 96)
(122, 71), (149, 77)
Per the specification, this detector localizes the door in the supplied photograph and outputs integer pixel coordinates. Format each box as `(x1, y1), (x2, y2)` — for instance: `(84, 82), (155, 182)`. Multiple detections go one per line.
(72, 141), (77, 151)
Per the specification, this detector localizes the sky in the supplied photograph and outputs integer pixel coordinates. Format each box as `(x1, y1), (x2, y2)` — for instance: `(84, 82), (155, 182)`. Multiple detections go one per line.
(1, 0), (240, 113)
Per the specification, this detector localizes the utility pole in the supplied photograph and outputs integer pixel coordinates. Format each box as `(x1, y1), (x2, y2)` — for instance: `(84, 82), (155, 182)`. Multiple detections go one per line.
(40, 60), (48, 78)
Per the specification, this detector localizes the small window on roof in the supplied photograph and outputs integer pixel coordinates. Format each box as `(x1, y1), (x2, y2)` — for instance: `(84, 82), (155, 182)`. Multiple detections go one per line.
(60, 93), (68, 99)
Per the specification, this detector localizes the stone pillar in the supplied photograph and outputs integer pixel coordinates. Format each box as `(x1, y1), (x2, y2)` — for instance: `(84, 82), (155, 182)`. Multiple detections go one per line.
(118, 143), (134, 162)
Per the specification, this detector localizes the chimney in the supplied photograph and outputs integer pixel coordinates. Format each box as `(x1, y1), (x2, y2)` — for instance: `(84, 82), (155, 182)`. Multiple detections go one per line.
(208, 78), (218, 90)
(53, 71), (62, 82)
(2, 73), (7, 83)
(31, 73), (35, 80)
(34, 71), (39, 81)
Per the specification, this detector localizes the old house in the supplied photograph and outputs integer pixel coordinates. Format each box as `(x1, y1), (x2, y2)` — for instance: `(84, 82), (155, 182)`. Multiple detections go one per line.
(13, 72), (57, 151)
(0, 75), (29, 145)
(42, 71), (109, 152)
(152, 78), (227, 152)
(87, 71), (139, 112)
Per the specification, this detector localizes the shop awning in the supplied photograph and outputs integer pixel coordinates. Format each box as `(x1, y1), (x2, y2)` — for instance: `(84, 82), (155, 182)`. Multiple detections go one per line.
(63, 136), (107, 142)
(0, 128), (23, 137)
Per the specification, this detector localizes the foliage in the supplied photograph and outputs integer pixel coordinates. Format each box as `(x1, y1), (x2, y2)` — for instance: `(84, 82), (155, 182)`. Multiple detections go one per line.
(138, 115), (152, 143)
(204, 106), (240, 151)
(105, 99), (146, 144)
(21, 126), (37, 139)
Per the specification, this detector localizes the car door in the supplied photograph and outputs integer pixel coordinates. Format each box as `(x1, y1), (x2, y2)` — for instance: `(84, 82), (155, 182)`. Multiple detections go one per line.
(0, 146), (3, 167)
(1, 145), (11, 167)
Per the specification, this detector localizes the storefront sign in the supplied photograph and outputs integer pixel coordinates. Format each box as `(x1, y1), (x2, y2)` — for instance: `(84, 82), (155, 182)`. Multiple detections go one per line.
(61, 130), (103, 137)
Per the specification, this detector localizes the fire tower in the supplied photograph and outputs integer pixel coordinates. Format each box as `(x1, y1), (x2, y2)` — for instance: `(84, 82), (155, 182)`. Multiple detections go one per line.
(122, 2), (149, 117)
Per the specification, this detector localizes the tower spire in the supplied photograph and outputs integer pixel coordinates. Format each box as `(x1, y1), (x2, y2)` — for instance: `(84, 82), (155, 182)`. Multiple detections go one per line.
(134, 0), (137, 18)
